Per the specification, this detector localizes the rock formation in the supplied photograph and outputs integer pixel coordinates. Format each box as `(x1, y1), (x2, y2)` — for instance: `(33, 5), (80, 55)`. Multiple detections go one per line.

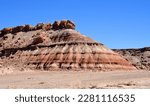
(0, 20), (75, 37)
(0, 28), (12, 35)
(52, 20), (75, 30)
(114, 47), (150, 70)
(0, 20), (136, 71)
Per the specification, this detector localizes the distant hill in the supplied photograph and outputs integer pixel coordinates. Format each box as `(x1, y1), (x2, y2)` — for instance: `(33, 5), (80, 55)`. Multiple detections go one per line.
(114, 47), (150, 70)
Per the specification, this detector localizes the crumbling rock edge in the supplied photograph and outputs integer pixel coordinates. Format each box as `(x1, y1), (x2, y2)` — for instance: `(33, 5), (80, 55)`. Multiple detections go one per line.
(0, 20), (75, 37)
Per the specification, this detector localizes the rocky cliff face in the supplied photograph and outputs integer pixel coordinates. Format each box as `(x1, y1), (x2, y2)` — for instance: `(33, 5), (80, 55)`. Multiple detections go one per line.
(114, 47), (150, 70)
(0, 20), (136, 71)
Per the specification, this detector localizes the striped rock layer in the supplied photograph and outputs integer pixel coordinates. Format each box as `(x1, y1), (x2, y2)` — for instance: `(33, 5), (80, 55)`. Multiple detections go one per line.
(0, 29), (136, 71)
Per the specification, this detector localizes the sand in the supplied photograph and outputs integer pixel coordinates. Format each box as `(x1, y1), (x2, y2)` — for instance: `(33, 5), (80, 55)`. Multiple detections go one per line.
(0, 69), (150, 89)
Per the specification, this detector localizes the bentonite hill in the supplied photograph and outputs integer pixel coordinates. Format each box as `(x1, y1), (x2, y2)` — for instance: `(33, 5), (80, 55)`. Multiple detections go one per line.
(0, 20), (136, 72)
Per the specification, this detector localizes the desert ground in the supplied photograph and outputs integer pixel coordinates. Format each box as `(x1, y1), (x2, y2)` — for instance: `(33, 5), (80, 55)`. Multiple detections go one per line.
(0, 69), (150, 89)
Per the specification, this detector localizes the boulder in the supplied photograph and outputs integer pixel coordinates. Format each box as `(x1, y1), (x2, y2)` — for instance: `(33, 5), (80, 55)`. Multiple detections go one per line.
(1, 27), (12, 36)
(42, 23), (52, 31)
(35, 23), (45, 30)
(12, 26), (24, 34)
(52, 21), (60, 30)
(59, 20), (75, 29)
(52, 20), (75, 30)
(59, 20), (68, 29)
(34, 23), (52, 31)
(66, 20), (75, 29)
(22, 24), (33, 32)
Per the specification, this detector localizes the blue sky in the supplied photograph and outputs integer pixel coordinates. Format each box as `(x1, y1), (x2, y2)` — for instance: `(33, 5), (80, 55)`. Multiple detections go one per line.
(0, 0), (150, 49)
